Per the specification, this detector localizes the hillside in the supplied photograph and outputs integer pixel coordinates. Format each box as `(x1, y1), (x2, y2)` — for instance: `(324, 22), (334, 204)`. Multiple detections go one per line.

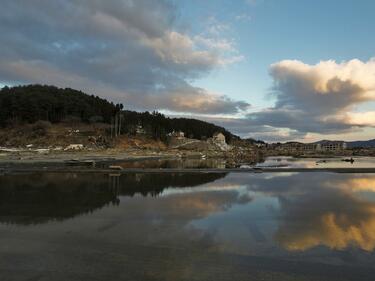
(0, 85), (239, 143)
(347, 139), (375, 148)
(314, 139), (375, 148)
(0, 85), (117, 125)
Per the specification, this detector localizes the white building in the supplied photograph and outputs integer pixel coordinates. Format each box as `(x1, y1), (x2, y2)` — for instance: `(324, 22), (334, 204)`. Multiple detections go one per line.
(168, 131), (185, 140)
(213, 132), (226, 144)
(135, 125), (146, 135)
(316, 141), (347, 151)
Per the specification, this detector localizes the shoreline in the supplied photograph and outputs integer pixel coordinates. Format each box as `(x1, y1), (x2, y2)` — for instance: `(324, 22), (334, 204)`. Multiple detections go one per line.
(2, 167), (375, 175)
(1, 151), (374, 174)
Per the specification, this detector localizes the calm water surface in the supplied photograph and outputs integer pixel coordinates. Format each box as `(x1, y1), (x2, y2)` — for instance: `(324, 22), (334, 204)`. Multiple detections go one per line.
(105, 156), (375, 169)
(256, 156), (375, 168)
(1, 172), (375, 280)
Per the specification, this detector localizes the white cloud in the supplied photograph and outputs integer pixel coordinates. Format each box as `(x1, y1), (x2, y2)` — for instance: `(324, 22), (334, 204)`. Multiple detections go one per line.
(194, 36), (235, 52)
(197, 58), (375, 141)
(235, 14), (251, 22)
(346, 111), (375, 126)
(241, 58), (375, 139)
(205, 16), (230, 36)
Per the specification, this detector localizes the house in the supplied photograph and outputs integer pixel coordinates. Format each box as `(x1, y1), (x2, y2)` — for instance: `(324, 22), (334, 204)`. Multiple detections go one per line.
(213, 132), (226, 144)
(135, 125), (146, 135)
(255, 142), (267, 148)
(168, 131), (185, 140)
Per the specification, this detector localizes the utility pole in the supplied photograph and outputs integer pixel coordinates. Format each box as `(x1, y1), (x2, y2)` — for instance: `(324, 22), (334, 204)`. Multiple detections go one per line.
(118, 113), (122, 136)
(110, 117), (113, 138)
(114, 113), (118, 137)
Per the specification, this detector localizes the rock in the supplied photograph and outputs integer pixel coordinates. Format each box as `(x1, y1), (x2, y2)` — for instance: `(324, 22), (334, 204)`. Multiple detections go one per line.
(109, 165), (123, 170)
(35, 149), (50, 154)
(64, 144), (84, 151)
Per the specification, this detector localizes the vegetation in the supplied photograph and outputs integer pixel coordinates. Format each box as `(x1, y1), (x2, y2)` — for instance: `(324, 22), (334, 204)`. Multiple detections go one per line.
(0, 84), (117, 125)
(245, 138), (266, 145)
(0, 84), (239, 143)
(120, 110), (238, 143)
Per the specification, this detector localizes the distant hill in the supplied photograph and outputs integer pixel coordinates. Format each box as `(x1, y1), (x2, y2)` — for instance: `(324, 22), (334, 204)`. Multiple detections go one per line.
(245, 138), (266, 145)
(312, 139), (375, 148)
(313, 139), (345, 144)
(0, 84), (239, 142)
(346, 139), (375, 148)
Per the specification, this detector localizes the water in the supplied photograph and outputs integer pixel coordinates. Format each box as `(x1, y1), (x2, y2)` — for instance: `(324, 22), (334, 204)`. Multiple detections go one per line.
(108, 156), (375, 169)
(256, 156), (375, 168)
(113, 158), (228, 169)
(1, 171), (375, 280)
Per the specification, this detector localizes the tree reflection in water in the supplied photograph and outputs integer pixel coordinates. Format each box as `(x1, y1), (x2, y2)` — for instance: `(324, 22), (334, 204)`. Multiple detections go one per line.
(0, 172), (227, 225)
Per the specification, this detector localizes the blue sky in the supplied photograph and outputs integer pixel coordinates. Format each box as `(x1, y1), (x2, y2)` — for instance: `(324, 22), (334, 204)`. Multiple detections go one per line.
(181, 0), (375, 108)
(1, 0), (375, 142)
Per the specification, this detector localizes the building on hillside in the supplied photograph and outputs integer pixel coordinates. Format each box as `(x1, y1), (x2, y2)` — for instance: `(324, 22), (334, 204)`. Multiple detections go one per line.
(302, 143), (320, 151)
(282, 142), (304, 151)
(276, 141), (347, 153)
(255, 142), (267, 148)
(168, 131), (185, 140)
(135, 125), (146, 135)
(316, 141), (347, 151)
(213, 132), (226, 144)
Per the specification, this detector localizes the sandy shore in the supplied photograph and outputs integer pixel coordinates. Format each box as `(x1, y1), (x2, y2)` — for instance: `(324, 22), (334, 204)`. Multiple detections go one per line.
(0, 149), (179, 165)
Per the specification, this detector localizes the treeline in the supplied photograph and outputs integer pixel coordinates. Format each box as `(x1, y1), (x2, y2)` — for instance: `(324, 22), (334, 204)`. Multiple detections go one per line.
(0, 84), (239, 142)
(0, 84), (118, 125)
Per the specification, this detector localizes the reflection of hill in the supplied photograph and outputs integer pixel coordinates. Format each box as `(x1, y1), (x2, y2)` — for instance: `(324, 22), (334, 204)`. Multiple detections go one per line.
(117, 173), (227, 196)
(115, 158), (227, 169)
(0, 172), (227, 224)
(0, 173), (119, 225)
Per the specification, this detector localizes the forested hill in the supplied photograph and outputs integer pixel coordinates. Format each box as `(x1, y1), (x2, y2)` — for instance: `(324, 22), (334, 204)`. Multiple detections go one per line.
(120, 110), (238, 142)
(0, 85), (117, 124)
(0, 85), (238, 142)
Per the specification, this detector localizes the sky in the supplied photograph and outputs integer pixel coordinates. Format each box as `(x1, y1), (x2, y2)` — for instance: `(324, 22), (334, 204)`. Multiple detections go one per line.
(1, 0), (375, 142)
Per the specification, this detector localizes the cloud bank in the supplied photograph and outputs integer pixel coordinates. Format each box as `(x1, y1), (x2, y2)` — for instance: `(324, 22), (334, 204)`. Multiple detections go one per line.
(0, 0), (249, 114)
(228, 58), (375, 141)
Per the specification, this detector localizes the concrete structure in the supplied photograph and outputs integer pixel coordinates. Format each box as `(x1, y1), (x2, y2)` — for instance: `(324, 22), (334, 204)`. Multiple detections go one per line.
(167, 131), (188, 147)
(213, 132), (226, 144)
(278, 142), (319, 152)
(64, 144), (84, 151)
(210, 132), (230, 151)
(271, 141), (347, 153)
(255, 142), (267, 148)
(276, 141), (347, 153)
(316, 141), (347, 152)
(168, 131), (185, 140)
